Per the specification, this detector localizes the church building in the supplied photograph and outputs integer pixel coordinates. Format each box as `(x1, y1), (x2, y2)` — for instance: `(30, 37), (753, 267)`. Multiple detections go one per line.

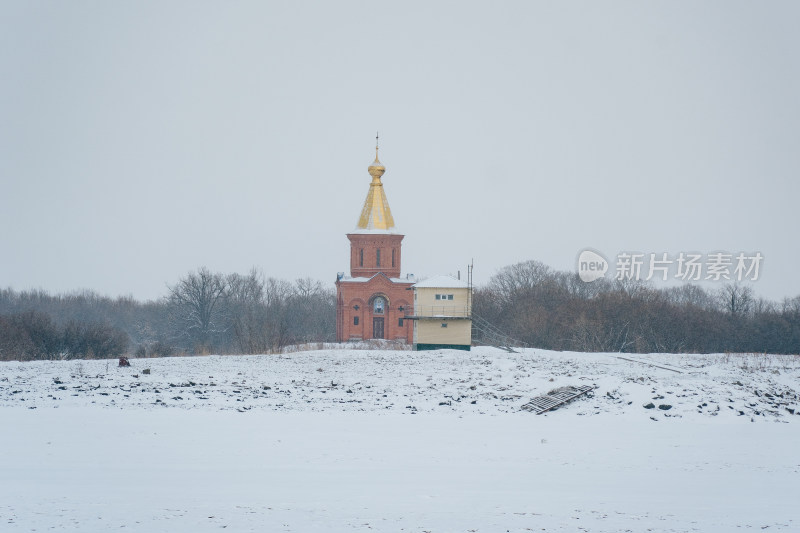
(335, 147), (415, 343)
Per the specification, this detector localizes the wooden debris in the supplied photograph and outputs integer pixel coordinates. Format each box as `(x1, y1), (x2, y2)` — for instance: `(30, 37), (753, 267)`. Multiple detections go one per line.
(521, 385), (595, 414)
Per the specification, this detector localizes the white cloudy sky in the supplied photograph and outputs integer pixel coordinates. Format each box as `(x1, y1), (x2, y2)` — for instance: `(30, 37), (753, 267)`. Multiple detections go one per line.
(1, 1), (798, 301)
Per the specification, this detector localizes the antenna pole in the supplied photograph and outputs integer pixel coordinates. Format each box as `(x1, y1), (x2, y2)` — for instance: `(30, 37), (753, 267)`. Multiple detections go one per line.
(467, 260), (474, 318)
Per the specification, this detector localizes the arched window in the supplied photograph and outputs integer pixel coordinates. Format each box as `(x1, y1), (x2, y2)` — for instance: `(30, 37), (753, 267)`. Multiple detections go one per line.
(373, 297), (385, 314)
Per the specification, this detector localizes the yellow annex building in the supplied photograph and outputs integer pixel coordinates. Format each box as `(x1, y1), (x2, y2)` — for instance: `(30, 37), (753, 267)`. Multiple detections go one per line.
(409, 275), (472, 351)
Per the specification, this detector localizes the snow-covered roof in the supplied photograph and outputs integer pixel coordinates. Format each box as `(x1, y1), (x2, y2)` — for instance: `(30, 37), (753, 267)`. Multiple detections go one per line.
(348, 228), (403, 235)
(338, 273), (416, 284)
(413, 275), (469, 289)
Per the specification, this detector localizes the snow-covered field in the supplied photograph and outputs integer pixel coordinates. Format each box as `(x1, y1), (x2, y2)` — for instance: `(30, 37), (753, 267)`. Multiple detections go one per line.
(1, 347), (799, 532)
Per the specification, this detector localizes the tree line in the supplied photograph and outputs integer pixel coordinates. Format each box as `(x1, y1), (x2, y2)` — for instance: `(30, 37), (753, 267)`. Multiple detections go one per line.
(0, 268), (335, 361)
(2, 260), (799, 360)
(473, 260), (800, 354)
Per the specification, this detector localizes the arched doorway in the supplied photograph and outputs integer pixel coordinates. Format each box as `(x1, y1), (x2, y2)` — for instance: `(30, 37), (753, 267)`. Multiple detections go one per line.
(371, 295), (387, 339)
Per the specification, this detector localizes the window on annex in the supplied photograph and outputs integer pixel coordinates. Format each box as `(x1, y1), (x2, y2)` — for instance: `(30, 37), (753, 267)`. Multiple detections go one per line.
(398, 318), (404, 327)
(392, 249), (395, 268)
(354, 316), (359, 326)
(376, 249), (381, 267)
(441, 323), (448, 328)
(359, 249), (363, 267)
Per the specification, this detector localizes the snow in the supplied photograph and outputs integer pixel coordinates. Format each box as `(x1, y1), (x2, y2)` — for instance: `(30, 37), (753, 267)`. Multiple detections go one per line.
(1, 347), (799, 532)
(348, 228), (402, 235)
(337, 273), (416, 284)
(412, 274), (469, 288)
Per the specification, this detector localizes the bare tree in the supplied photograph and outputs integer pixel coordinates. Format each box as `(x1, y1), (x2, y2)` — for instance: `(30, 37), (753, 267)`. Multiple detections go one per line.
(718, 283), (754, 316)
(487, 260), (554, 305)
(226, 268), (270, 354)
(781, 295), (800, 318)
(167, 267), (228, 353)
(663, 283), (715, 310)
(263, 277), (294, 350)
(285, 278), (335, 345)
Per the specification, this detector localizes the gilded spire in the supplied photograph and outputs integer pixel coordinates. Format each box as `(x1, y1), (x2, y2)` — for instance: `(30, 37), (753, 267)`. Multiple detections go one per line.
(357, 137), (395, 231)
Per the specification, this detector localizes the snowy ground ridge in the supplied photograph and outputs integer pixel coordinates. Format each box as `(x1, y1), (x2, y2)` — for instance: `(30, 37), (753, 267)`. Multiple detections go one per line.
(2, 347), (798, 421)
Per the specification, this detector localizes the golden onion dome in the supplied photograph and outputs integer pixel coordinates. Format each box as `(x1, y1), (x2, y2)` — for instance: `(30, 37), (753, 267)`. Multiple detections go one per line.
(368, 148), (385, 179)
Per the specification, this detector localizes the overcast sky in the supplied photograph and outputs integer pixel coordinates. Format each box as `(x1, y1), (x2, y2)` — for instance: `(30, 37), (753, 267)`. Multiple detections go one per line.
(2, 1), (798, 302)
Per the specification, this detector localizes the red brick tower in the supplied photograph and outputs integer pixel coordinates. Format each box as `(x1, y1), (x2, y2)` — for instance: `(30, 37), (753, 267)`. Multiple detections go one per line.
(335, 146), (414, 343)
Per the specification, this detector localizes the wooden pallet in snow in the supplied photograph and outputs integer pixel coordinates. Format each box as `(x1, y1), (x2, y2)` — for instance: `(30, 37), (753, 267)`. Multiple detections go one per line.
(521, 385), (595, 414)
